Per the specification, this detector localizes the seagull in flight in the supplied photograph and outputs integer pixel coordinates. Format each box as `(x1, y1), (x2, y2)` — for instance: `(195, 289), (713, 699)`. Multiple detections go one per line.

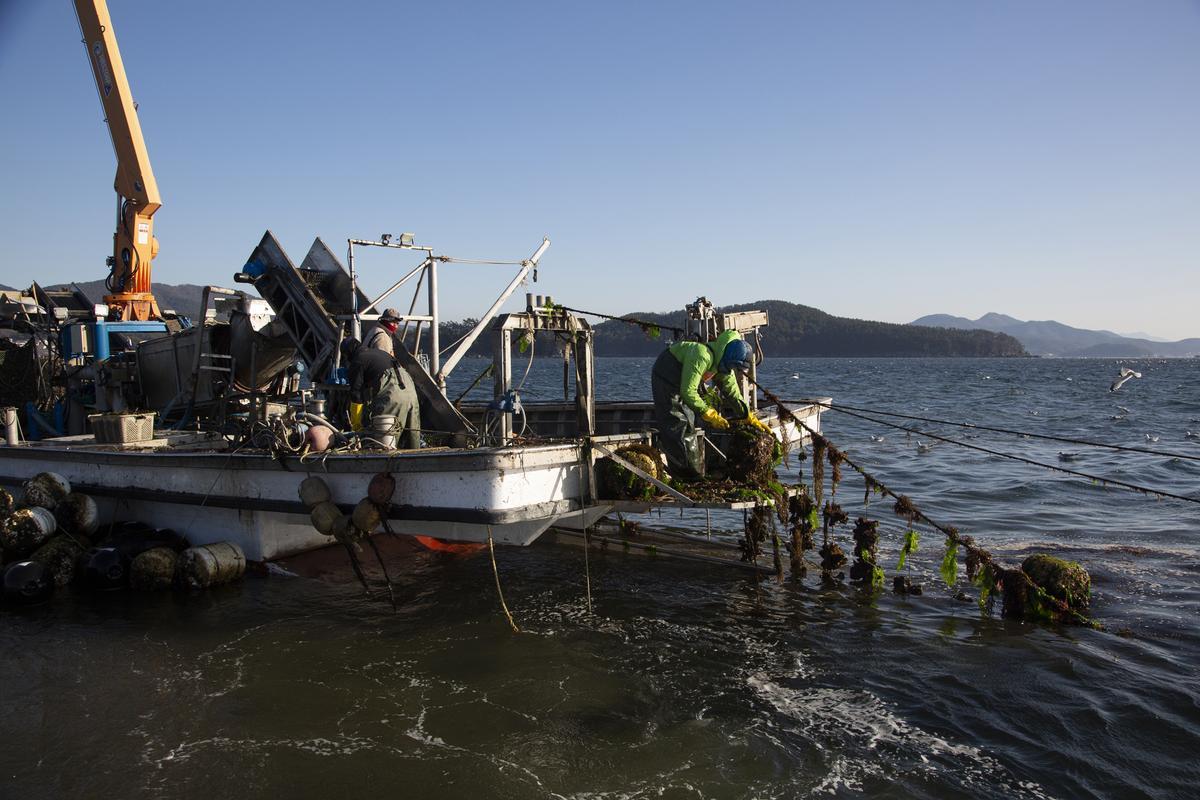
(1110, 368), (1142, 392)
(916, 440), (935, 453)
(1145, 433), (1160, 443)
(1117, 405), (1131, 414)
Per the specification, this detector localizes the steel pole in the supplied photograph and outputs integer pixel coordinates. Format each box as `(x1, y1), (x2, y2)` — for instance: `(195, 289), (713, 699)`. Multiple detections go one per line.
(347, 240), (361, 341)
(428, 260), (441, 388)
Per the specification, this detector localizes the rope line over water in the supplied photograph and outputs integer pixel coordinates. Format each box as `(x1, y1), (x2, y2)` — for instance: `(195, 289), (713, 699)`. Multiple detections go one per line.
(798, 402), (1200, 506)
(788, 398), (1200, 462)
(551, 305), (684, 336)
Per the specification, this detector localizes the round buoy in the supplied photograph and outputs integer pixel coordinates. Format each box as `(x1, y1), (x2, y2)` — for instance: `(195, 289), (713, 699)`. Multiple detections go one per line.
(130, 547), (179, 591)
(54, 493), (99, 539)
(305, 425), (335, 453)
(330, 514), (353, 542)
(176, 542), (246, 590)
(351, 498), (381, 533)
(367, 472), (396, 506)
(310, 501), (342, 535)
(22, 472), (72, 510)
(298, 476), (332, 508)
(29, 535), (85, 587)
(79, 547), (129, 591)
(0, 507), (57, 556)
(2, 561), (54, 605)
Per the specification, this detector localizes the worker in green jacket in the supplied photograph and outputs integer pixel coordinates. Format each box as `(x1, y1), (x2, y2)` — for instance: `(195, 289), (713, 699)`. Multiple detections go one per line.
(651, 329), (770, 479)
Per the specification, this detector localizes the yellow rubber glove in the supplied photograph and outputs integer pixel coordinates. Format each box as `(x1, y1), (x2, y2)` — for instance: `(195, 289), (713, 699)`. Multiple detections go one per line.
(700, 408), (730, 430)
(742, 413), (770, 433)
(349, 402), (364, 431)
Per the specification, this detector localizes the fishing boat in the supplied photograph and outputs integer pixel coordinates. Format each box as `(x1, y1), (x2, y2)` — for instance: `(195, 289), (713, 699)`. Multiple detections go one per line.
(0, 231), (824, 561)
(0, 1), (824, 562)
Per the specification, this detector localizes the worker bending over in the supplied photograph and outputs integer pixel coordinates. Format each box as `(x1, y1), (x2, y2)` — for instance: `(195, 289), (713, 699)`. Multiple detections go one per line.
(364, 308), (402, 355)
(651, 330), (769, 479)
(341, 336), (422, 450)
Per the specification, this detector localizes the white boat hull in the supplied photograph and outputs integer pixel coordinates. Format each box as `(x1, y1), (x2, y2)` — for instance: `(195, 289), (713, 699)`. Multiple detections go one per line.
(0, 443), (595, 560)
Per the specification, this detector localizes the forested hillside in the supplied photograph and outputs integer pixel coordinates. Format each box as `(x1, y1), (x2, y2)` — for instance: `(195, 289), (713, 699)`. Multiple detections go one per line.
(590, 300), (1027, 357)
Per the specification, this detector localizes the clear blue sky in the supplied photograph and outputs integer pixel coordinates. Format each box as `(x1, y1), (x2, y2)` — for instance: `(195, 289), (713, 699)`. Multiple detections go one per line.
(2, 1), (1198, 339)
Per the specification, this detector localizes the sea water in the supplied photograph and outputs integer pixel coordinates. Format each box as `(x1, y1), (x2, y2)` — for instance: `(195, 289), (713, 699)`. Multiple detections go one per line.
(1, 357), (1197, 798)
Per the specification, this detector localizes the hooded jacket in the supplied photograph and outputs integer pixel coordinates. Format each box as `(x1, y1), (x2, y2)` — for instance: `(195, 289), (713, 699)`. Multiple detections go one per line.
(667, 329), (748, 416)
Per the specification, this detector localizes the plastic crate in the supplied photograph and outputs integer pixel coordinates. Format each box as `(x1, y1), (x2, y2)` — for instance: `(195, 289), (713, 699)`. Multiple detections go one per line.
(88, 412), (156, 444)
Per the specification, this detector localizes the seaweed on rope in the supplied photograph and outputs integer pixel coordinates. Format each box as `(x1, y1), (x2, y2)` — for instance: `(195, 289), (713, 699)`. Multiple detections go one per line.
(787, 489), (817, 578)
(849, 517), (885, 588)
(811, 437), (826, 508)
(818, 499), (849, 581)
(741, 506), (771, 563)
(828, 447), (844, 496)
(752, 378), (1100, 629)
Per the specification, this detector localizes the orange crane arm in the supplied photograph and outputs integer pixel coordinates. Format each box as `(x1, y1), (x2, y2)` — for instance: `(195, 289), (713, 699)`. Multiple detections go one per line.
(73, 0), (162, 321)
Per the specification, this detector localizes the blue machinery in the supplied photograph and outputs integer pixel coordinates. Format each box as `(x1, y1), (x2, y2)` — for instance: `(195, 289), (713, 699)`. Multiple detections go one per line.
(60, 320), (170, 364)
(43, 320), (173, 440)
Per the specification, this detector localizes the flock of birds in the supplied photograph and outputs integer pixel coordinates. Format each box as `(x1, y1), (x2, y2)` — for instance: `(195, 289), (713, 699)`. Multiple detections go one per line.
(850, 365), (1200, 455)
(787, 363), (1196, 456)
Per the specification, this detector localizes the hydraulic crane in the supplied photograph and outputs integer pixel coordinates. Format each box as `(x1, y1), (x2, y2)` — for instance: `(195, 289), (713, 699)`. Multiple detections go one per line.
(73, 0), (162, 321)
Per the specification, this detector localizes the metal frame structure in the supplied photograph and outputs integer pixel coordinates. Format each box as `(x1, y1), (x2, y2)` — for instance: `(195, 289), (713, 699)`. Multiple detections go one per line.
(490, 307), (594, 444)
(345, 237), (551, 391)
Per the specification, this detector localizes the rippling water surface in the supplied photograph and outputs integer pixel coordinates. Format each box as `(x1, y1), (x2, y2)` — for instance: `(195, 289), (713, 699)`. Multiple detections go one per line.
(3, 357), (1199, 799)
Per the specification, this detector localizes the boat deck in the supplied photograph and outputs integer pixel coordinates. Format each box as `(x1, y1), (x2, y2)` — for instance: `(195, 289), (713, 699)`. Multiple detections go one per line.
(0, 400), (827, 560)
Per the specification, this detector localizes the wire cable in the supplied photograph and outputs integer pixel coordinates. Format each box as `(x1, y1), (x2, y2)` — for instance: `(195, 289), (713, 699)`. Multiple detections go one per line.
(785, 397), (1200, 462)
(435, 256), (526, 266)
(810, 401), (1200, 505)
(551, 305), (684, 336)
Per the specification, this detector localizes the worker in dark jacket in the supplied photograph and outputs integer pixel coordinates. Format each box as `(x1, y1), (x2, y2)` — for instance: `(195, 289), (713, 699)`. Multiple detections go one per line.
(341, 337), (422, 449)
(652, 329), (769, 478)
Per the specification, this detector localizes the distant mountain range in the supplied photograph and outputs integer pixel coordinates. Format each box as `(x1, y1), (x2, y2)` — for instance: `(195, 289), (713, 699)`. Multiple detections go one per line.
(5, 278), (1029, 358)
(1, 280), (211, 320)
(46, 280), (211, 320)
(909, 312), (1200, 358)
(588, 301), (1026, 357)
